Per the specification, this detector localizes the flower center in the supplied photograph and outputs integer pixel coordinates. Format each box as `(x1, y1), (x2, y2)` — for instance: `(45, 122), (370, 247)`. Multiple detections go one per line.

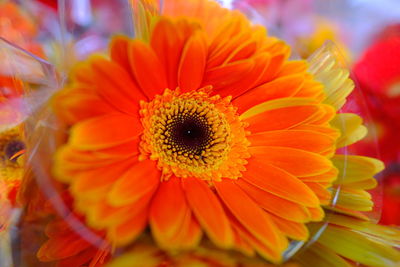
(139, 88), (250, 181)
(168, 113), (215, 156)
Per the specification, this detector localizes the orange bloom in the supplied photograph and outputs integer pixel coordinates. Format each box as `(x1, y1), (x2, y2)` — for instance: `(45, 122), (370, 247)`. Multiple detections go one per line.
(0, 1), (43, 57)
(52, 0), (356, 263)
(0, 75), (25, 233)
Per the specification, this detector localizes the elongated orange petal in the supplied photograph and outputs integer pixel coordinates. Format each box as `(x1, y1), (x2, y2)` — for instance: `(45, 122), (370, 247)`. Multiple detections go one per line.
(307, 104), (336, 125)
(260, 52), (288, 82)
(269, 214), (309, 241)
(249, 146), (333, 177)
(178, 31), (207, 92)
(57, 247), (103, 267)
(293, 79), (325, 101)
(85, 200), (136, 229)
(110, 35), (132, 72)
(244, 104), (320, 133)
(243, 155), (321, 207)
(227, 210), (284, 263)
(303, 182), (332, 205)
(85, 185), (155, 230)
(108, 160), (160, 206)
(207, 27), (255, 68)
(248, 130), (334, 154)
(307, 206), (324, 221)
(91, 57), (146, 115)
(300, 167), (338, 183)
(53, 87), (114, 125)
(37, 233), (91, 261)
(236, 179), (311, 222)
(151, 18), (186, 90)
(234, 74), (305, 113)
(129, 40), (168, 98)
(97, 139), (141, 157)
(277, 60), (308, 76)
(293, 124), (340, 140)
(182, 177), (234, 248)
(150, 177), (190, 248)
(231, 228), (255, 257)
(216, 53), (271, 98)
(215, 179), (286, 251)
(54, 147), (130, 181)
(167, 210), (203, 249)
(71, 157), (137, 198)
(107, 206), (148, 246)
(203, 59), (254, 93)
(69, 113), (142, 150)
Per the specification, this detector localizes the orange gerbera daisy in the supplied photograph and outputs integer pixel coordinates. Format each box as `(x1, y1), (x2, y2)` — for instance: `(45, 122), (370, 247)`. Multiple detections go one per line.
(52, 0), (355, 263)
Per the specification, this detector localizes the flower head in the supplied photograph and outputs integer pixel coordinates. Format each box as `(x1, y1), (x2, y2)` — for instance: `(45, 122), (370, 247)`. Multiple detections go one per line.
(49, 0), (377, 264)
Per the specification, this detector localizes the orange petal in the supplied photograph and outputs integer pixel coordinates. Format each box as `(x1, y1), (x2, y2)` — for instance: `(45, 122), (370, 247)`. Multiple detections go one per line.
(300, 167), (338, 183)
(57, 247), (102, 267)
(216, 53), (271, 98)
(85, 188), (155, 230)
(150, 177), (191, 248)
(54, 146), (130, 181)
(215, 179), (286, 251)
(231, 228), (255, 257)
(110, 35), (132, 72)
(167, 210), (203, 249)
(307, 206), (325, 221)
(307, 104), (336, 125)
(249, 146), (333, 177)
(243, 155), (321, 207)
(90, 57), (146, 115)
(244, 104), (320, 133)
(269, 214), (309, 241)
(53, 87), (114, 125)
(203, 59), (254, 94)
(69, 113), (142, 150)
(178, 31), (207, 92)
(151, 18), (185, 90)
(37, 232), (91, 261)
(292, 124), (340, 140)
(70, 157), (137, 198)
(182, 177), (234, 248)
(277, 60), (308, 76)
(236, 179), (311, 222)
(303, 182), (332, 205)
(227, 210), (284, 263)
(248, 130), (335, 154)
(207, 28), (254, 68)
(233, 74), (305, 113)
(108, 160), (160, 206)
(107, 206), (148, 246)
(224, 39), (258, 64)
(293, 79), (325, 101)
(259, 52), (288, 82)
(97, 138), (141, 157)
(129, 40), (168, 98)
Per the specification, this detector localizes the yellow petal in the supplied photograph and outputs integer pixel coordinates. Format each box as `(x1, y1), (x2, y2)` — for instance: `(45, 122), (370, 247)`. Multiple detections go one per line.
(332, 155), (384, 184)
(307, 42), (354, 110)
(316, 224), (400, 267)
(331, 113), (367, 148)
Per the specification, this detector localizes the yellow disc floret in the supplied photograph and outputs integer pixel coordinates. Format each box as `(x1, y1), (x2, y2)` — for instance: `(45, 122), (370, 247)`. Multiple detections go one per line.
(139, 87), (250, 181)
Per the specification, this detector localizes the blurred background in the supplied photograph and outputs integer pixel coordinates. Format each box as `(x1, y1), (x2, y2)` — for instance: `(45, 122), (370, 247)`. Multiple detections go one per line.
(1, 0), (400, 229)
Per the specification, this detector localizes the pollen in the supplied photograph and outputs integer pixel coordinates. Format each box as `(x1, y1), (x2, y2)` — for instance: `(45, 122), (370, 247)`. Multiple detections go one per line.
(139, 88), (250, 181)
